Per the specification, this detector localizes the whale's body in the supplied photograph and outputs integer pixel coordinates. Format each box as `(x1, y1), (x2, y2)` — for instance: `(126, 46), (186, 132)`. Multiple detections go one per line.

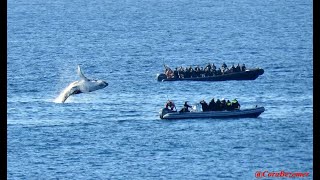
(55, 65), (108, 103)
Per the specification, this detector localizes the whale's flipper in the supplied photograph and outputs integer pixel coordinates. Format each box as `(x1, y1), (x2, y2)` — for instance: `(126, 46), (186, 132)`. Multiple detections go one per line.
(77, 65), (89, 81)
(55, 82), (82, 103)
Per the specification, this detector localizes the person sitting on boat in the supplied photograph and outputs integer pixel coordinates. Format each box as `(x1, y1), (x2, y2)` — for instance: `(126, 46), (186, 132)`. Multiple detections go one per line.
(222, 62), (231, 74)
(190, 68), (197, 78)
(211, 63), (216, 70)
(173, 68), (179, 79)
(205, 63), (212, 71)
(204, 66), (210, 77)
(184, 68), (191, 78)
(165, 100), (176, 111)
(215, 99), (221, 111)
(226, 100), (232, 111)
(208, 98), (216, 111)
(222, 67), (229, 74)
(241, 64), (246, 71)
(221, 98), (227, 111)
(200, 100), (209, 112)
(231, 99), (241, 109)
(236, 64), (241, 72)
(179, 101), (192, 113)
(195, 66), (201, 77)
(230, 64), (236, 73)
(210, 68), (216, 76)
(222, 62), (227, 69)
(178, 67), (185, 78)
(199, 67), (205, 77)
(215, 68), (222, 76)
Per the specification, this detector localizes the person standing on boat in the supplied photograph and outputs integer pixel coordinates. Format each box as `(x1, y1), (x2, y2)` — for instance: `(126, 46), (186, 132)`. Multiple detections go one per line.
(165, 100), (176, 111)
(179, 101), (192, 113)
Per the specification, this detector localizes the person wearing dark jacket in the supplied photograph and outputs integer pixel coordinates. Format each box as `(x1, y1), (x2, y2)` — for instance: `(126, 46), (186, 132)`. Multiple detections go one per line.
(226, 100), (232, 111)
(230, 65), (236, 73)
(165, 100), (176, 111)
(236, 64), (241, 72)
(241, 64), (246, 71)
(222, 62), (227, 69)
(173, 68), (179, 79)
(220, 99), (227, 111)
(216, 68), (222, 75)
(195, 66), (201, 77)
(231, 99), (240, 109)
(179, 101), (192, 113)
(200, 100), (209, 112)
(208, 98), (216, 111)
(215, 99), (221, 111)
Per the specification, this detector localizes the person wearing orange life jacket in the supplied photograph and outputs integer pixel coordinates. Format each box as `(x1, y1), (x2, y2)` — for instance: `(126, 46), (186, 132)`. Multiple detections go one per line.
(165, 100), (176, 111)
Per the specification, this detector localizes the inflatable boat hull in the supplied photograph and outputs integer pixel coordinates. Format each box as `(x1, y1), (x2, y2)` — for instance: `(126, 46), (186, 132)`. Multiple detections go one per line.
(157, 68), (264, 82)
(159, 107), (265, 119)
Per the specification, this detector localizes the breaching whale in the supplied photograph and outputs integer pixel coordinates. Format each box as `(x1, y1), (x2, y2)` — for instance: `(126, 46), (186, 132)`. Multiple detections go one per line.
(55, 65), (108, 103)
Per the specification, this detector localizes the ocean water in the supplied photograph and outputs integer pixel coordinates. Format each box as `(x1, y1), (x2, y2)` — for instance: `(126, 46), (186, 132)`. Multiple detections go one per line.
(7, 0), (313, 179)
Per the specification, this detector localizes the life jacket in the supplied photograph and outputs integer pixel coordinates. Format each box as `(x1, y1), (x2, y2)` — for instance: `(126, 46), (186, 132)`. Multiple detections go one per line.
(231, 100), (240, 109)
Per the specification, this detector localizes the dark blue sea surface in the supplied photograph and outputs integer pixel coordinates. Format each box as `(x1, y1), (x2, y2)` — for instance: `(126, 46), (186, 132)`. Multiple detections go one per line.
(8, 0), (313, 179)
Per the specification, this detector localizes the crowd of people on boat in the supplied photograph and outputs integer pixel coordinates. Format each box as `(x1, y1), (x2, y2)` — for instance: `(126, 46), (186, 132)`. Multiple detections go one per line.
(199, 98), (240, 111)
(164, 63), (247, 79)
(164, 98), (240, 113)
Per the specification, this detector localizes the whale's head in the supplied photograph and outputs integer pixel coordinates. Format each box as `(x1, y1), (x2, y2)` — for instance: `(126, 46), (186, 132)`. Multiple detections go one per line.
(87, 79), (108, 90)
(76, 65), (108, 91)
(96, 80), (108, 88)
